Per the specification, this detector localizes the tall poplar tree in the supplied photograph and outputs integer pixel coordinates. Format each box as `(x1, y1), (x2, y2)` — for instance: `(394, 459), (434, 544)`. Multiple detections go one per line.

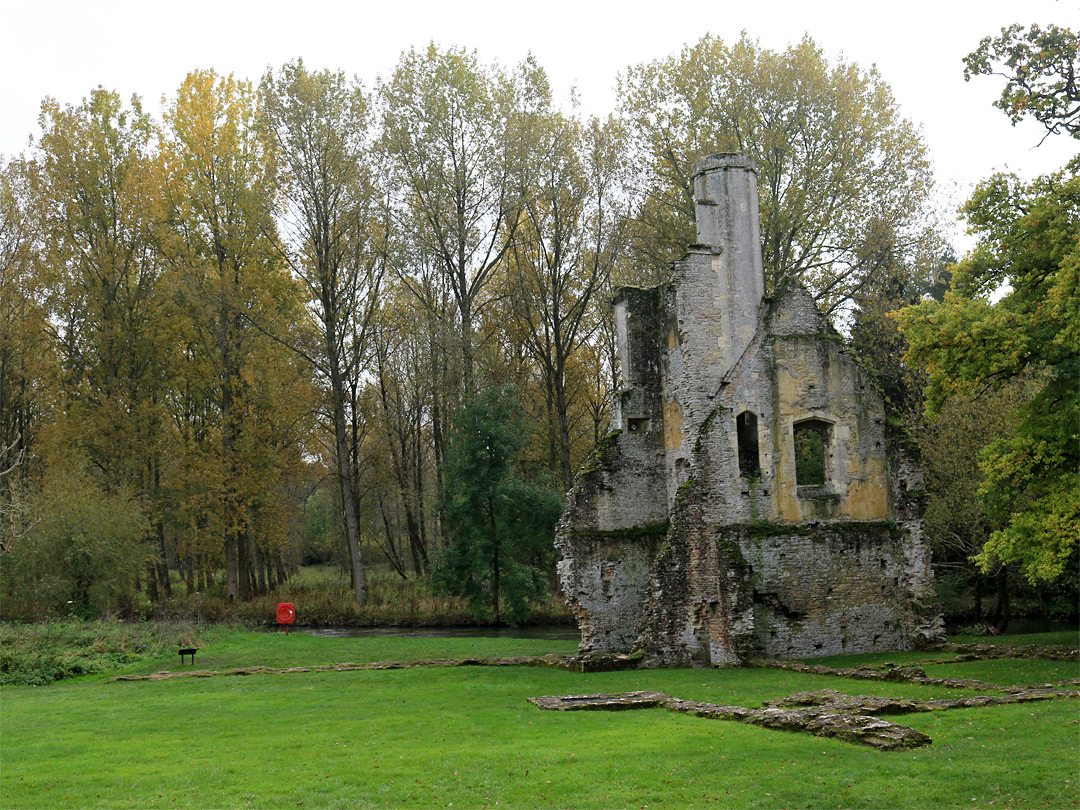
(505, 114), (627, 490)
(369, 281), (436, 576)
(0, 157), (49, 555)
(260, 61), (387, 603)
(162, 70), (288, 600)
(380, 46), (540, 395)
(32, 88), (172, 595)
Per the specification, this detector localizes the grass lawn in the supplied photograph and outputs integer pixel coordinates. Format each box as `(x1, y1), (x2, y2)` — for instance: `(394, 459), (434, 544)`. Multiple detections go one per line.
(1, 630), (1077, 809)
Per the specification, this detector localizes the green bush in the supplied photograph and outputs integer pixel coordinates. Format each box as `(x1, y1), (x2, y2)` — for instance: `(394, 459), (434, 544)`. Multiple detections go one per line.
(1, 465), (149, 620)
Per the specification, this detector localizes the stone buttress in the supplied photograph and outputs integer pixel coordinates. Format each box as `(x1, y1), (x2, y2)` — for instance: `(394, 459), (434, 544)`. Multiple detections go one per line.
(555, 153), (945, 666)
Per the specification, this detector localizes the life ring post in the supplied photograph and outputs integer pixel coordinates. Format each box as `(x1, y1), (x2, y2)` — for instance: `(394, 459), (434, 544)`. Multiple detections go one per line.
(276, 602), (296, 634)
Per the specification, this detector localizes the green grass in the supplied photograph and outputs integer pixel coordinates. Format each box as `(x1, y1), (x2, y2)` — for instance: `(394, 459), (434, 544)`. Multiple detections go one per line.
(948, 629), (1080, 646)
(2, 630), (1078, 809)
(805, 650), (958, 668)
(921, 656), (1079, 685)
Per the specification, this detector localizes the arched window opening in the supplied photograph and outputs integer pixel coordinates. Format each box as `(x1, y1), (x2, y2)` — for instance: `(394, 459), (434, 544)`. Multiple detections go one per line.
(793, 419), (830, 486)
(736, 411), (760, 479)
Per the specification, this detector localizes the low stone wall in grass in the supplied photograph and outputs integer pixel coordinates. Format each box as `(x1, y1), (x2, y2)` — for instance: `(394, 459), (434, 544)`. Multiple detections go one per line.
(527, 683), (1080, 752)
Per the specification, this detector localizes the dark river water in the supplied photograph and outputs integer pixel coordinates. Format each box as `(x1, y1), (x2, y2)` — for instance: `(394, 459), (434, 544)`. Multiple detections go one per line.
(302, 618), (1073, 643)
(300, 625), (580, 641)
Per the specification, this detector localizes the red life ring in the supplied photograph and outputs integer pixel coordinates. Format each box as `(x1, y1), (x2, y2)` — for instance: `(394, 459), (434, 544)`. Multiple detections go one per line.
(276, 602), (296, 625)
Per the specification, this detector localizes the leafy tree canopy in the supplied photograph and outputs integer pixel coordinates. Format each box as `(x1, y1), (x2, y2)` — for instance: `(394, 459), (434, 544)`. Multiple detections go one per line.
(897, 161), (1079, 584)
(618, 33), (933, 314)
(899, 25), (1079, 587)
(964, 23), (1079, 140)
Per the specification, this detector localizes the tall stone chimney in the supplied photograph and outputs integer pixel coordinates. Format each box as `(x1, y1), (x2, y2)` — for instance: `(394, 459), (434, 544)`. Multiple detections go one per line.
(677, 154), (766, 395)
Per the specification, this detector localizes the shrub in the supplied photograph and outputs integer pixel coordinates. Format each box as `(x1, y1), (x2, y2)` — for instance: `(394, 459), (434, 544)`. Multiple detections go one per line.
(0, 465), (149, 620)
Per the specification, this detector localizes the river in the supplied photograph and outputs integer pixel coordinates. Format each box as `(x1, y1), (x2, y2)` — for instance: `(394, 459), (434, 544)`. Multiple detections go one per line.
(300, 624), (580, 641)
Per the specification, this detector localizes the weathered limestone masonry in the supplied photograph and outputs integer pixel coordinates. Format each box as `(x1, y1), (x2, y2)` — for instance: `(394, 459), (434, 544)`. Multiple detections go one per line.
(555, 153), (945, 667)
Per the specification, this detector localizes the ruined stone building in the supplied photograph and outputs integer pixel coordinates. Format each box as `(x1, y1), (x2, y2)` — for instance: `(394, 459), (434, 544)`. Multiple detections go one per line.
(555, 153), (945, 666)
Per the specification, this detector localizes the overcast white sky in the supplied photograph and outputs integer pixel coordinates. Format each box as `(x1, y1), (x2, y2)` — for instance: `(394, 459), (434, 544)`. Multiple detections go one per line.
(3, 0), (1077, 227)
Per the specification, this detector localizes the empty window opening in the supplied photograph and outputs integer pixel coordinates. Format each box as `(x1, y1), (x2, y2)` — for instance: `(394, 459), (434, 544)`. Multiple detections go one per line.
(794, 419), (830, 486)
(736, 411), (760, 479)
(627, 417), (650, 433)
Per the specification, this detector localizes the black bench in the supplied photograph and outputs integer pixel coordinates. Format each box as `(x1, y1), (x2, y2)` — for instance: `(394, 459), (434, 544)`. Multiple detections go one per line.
(178, 647), (197, 665)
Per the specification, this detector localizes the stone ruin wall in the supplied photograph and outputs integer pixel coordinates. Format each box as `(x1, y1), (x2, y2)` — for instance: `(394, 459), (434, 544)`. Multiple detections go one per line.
(555, 152), (945, 667)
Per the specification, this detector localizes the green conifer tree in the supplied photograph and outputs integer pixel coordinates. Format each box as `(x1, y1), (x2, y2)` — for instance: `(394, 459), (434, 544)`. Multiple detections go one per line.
(435, 385), (563, 625)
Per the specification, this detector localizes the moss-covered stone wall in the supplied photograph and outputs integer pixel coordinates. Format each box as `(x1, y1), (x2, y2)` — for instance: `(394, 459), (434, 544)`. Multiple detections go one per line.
(555, 153), (945, 667)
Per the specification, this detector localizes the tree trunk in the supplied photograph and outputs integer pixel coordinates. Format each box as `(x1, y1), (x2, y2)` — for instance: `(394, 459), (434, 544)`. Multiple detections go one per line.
(430, 334), (448, 548)
(325, 307), (367, 604)
(151, 455), (173, 597)
(406, 509), (427, 577)
(377, 496), (409, 579)
(973, 572), (983, 623)
(414, 418), (429, 574)
(236, 525), (252, 600)
(224, 533), (239, 601)
(488, 496), (500, 625)
(459, 294), (474, 396)
(275, 557), (289, 587)
(992, 568), (1011, 634)
(255, 545), (268, 595)
(156, 522), (172, 597)
(145, 560), (158, 602)
(222, 341), (240, 601)
(554, 365), (572, 493)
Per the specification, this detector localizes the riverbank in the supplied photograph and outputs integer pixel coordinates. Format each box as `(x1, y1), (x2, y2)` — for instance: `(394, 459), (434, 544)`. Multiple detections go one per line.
(0, 563), (576, 685)
(147, 564), (575, 628)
